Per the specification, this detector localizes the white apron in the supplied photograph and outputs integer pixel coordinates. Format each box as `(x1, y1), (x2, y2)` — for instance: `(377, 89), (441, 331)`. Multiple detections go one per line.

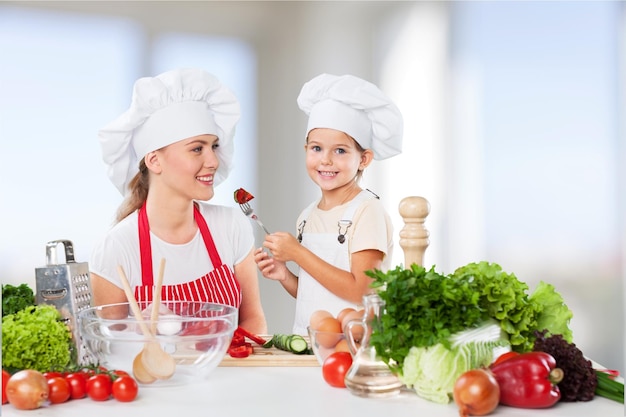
(292, 190), (376, 334)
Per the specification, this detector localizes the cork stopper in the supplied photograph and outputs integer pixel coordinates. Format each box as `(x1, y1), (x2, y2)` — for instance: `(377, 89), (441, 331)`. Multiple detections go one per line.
(398, 196), (430, 268)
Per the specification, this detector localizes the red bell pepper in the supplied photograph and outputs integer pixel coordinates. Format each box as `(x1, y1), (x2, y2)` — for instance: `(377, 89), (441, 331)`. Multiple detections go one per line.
(234, 326), (267, 346)
(489, 351), (563, 409)
(228, 343), (254, 358)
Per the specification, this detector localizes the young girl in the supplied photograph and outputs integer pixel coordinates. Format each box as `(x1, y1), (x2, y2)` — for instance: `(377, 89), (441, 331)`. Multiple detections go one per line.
(91, 68), (267, 334)
(254, 73), (403, 334)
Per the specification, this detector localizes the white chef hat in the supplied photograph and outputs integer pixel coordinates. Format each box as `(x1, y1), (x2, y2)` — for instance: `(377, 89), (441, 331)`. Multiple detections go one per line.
(98, 68), (240, 195)
(297, 73), (403, 160)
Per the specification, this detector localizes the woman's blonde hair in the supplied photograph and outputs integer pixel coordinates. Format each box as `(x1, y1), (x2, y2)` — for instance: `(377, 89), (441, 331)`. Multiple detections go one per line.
(116, 159), (149, 223)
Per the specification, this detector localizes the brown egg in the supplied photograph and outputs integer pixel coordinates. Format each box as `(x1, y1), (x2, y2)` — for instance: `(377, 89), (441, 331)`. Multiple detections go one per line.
(333, 338), (351, 354)
(309, 309), (333, 330)
(342, 309), (365, 342)
(315, 317), (343, 348)
(317, 316), (342, 333)
(340, 309), (364, 331)
(336, 307), (356, 325)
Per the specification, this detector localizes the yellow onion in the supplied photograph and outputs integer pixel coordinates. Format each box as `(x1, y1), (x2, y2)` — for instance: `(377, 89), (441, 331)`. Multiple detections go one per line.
(6, 369), (49, 410)
(453, 368), (500, 417)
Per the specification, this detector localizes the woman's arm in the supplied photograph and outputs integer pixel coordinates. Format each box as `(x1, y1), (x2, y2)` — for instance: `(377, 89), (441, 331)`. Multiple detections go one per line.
(90, 272), (129, 319)
(234, 249), (268, 334)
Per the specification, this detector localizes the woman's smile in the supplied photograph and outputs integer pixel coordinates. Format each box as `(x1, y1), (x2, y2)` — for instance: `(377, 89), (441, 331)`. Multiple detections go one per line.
(196, 174), (214, 184)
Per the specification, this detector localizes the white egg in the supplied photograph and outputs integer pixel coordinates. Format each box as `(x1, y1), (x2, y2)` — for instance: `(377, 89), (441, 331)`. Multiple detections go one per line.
(157, 314), (183, 335)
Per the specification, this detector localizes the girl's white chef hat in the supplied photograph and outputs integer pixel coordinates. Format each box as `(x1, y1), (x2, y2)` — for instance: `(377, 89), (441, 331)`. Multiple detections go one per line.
(98, 68), (240, 196)
(297, 73), (403, 160)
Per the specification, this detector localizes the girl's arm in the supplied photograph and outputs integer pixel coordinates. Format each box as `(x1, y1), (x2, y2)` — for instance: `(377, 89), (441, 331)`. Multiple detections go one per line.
(293, 245), (382, 303)
(263, 232), (383, 303)
(235, 249), (268, 334)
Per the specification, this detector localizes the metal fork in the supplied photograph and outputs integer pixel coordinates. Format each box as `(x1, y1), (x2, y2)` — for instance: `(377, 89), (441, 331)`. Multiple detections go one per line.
(239, 202), (270, 234)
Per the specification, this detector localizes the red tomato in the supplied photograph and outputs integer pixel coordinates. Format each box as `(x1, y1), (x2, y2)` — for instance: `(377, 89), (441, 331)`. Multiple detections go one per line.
(111, 369), (130, 377)
(322, 352), (353, 388)
(2, 369), (10, 404)
(111, 375), (138, 402)
(43, 372), (64, 380)
(86, 374), (112, 401)
(47, 377), (71, 404)
(64, 372), (88, 400)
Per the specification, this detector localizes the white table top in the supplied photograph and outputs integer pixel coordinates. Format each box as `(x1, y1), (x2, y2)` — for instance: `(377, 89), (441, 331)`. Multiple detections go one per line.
(2, 367), (622, 416)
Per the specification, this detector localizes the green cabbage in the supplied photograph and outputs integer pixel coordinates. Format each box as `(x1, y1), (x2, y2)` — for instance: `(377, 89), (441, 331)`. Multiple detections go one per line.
(400, 321), (509, 403)
(2, 305), (73, 372)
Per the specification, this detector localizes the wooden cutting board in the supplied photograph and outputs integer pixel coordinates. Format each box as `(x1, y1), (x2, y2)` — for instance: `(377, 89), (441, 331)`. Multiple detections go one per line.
(219, 335), (320, 367)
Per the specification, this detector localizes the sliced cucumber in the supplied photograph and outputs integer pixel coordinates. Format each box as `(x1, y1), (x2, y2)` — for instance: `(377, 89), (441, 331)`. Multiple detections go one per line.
(263, 334), (310, 354)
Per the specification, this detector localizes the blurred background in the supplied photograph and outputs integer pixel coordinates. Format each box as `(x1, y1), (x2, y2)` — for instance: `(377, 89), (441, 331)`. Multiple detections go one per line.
(0, 1), (623, 373)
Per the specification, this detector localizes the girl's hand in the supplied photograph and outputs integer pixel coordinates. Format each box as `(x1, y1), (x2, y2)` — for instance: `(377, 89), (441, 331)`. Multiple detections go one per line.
(262, 232), (301, 263)
(254, 247), (290, 282)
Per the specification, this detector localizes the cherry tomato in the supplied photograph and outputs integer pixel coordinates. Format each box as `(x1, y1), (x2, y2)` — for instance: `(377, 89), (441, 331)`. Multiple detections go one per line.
(111, 375), (138, 402)
(86, 373), (112, 401)
(111, 369), (130, 377)
(47, 377), (70, 404)
(43, 372), (64, 380)
(322, 351), (353, 388)
(64, 372), (88, 400)
(2, 369), (10, 404)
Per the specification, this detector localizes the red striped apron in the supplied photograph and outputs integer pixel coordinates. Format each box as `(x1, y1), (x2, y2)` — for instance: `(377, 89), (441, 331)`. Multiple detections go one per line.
(133, 203), (242, 309)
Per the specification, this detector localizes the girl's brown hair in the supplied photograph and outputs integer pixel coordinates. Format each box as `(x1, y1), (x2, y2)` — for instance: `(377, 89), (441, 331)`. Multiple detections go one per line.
(116, 159), (149, 223)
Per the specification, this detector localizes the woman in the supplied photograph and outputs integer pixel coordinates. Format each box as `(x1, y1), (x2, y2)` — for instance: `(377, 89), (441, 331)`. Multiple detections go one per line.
(90, 68), (267, 334)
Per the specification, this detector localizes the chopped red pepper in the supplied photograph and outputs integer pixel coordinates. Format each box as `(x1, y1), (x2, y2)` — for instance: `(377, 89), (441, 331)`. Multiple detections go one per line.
(234, 326), (267, 346)
(490, 351), (563, 409)
(230, 332), (245, 348)
(228, 343), (254, 358)
(226, 327), (266, 359)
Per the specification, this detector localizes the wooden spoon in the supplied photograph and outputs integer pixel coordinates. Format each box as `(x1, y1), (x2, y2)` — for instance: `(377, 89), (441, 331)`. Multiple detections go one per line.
(117, 265), (176, 381)
(128, 259), (165, 384)
(150, 258), (166, 335)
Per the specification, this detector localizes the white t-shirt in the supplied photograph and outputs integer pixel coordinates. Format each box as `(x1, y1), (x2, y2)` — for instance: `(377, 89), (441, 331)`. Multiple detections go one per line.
(90, 202), (254, 289)
(295, 196), (394, 271)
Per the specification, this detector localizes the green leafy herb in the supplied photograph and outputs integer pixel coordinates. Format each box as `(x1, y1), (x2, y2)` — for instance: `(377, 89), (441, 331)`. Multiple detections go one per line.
(2, 283), (35, 316)
(2, 304), (73, 372)
(368, 261), (574, 373)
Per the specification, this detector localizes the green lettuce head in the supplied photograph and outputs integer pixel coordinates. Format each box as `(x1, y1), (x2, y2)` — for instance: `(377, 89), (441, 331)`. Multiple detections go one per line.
(2, 304), (73, 372)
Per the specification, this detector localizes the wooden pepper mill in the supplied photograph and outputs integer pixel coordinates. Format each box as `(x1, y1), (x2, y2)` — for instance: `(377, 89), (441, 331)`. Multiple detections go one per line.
(398, 196), (430, 268)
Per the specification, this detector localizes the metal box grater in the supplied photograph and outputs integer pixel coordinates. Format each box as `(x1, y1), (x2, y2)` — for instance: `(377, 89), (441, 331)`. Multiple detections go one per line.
(35, 239), (95, 365)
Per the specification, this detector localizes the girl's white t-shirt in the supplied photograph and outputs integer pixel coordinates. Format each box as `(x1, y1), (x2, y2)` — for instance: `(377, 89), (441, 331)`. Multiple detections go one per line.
(296, 197), (394, 271)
